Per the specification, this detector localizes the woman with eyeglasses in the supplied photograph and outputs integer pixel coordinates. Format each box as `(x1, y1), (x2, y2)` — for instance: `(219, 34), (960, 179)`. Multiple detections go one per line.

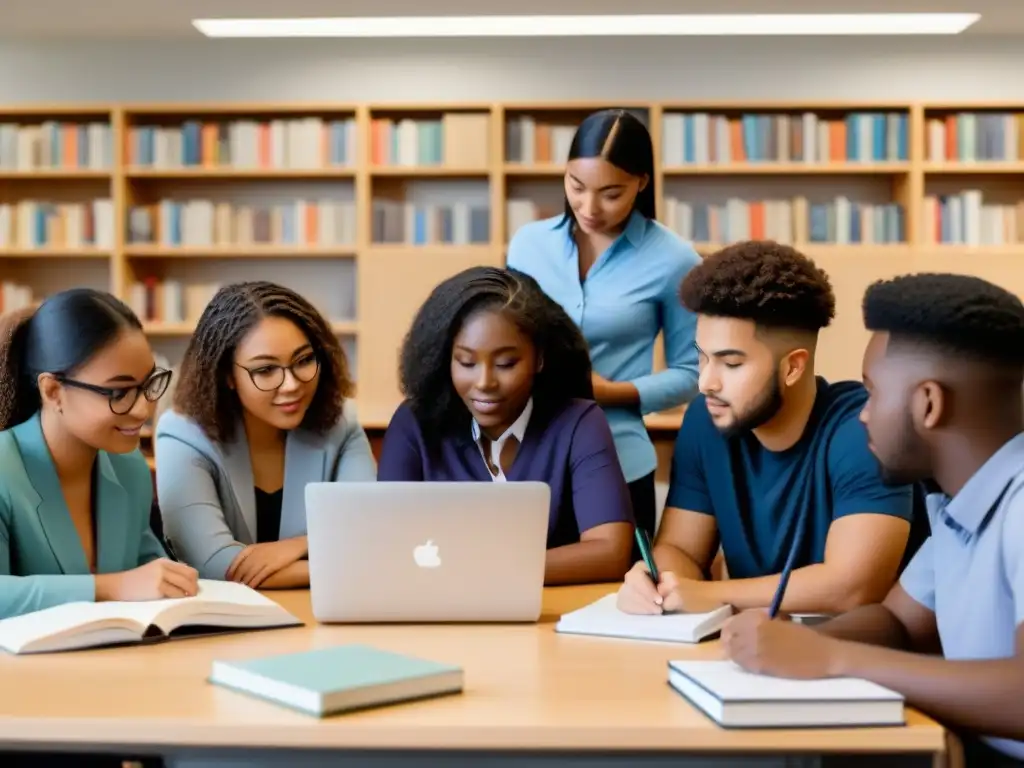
(154, 281), (375, 588)
(0, 288), (196, 620)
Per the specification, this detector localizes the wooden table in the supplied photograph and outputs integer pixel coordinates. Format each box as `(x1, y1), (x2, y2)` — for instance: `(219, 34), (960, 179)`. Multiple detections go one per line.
(0, 584), (950, 767)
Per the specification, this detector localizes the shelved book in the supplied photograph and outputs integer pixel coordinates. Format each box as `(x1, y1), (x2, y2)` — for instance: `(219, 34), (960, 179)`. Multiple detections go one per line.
(661, 111), (909, 164)
(126, 199), (356, 248)
(0, 120), (114, 170)
(209, 644), (464, 717)
(555, 594), (732, 644)
(370, 113), (489, 167)
(127, 117), (357, 169)
(921, 190), (1024, 245)
(0, 580), (301, 654)
(926, 112), (1024, 163)
(0, 281), (33, 314)
(372, 200), (490, 245)
(667, 660), (905, 729)
(0, 199), (115, 249)
(663, 196), (905, 245)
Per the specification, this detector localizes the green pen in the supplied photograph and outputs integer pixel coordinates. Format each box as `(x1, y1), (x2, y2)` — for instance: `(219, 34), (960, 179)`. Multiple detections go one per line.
(634, 527), (660, 584)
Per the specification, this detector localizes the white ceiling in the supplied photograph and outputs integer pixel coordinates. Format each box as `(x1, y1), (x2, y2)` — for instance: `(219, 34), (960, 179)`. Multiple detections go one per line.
(0, 0), (1019, 39)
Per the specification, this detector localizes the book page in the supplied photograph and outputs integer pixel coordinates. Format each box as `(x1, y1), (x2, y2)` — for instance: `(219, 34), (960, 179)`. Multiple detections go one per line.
(187, 579), (283, 608)
(0, 601), (148, 653)
(75, 580), (281, 633)
(149, 580), (297, 633)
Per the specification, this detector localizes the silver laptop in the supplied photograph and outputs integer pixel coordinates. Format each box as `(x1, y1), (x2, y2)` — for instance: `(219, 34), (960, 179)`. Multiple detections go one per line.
(305, 481), (550, 623)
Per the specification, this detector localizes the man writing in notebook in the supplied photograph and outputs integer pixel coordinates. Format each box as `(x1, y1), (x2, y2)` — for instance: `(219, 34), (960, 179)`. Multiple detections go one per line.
(617, 241), (923, 616)
(722, 273), (1024, 766)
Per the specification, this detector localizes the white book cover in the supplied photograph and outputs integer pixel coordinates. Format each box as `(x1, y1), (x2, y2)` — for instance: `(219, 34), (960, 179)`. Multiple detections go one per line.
(668, 660), (905, 729)
(662, 113), (684, 166)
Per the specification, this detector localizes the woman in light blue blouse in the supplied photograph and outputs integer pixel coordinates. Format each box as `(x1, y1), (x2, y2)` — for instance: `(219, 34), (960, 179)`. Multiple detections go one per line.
(507, 108), (700, 548)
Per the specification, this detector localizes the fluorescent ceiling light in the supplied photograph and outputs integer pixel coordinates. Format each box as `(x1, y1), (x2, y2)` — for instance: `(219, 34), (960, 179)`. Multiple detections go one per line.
(193, 13), (980, 38)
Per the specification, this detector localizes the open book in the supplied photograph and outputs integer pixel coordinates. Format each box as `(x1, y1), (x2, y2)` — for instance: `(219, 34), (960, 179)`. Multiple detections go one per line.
(668, 660), (905, 728)
(555, 594), (733, 644)
(0, 580), (302, 654)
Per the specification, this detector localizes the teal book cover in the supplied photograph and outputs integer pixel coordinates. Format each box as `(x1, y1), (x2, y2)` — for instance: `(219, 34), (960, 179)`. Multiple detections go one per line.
(209, 644), (464, 717)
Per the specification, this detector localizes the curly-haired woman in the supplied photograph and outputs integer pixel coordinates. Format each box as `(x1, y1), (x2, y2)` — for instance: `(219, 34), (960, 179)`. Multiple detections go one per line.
(155, 281), (375, 588)
(377, 265), (635, 585)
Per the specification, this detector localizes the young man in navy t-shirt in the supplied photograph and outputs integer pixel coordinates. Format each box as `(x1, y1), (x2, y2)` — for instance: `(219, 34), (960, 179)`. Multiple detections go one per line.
(618, 241), (924, 617)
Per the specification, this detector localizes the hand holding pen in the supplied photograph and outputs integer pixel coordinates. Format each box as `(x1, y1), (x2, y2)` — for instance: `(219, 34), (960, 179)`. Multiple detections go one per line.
(616, 528), (724, 615)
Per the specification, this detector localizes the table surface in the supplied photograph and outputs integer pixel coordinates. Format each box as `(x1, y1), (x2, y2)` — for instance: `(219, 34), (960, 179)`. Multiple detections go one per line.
(0, 584), (946, 755)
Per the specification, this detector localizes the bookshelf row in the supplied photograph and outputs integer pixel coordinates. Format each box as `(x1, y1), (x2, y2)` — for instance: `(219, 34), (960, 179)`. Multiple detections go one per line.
(126, 200), (358, 249)
(8, 190), (1024, 250)
(0, 120), (113, 171)
(661, 111), (909, 165)
(661, 197), (906, 246)
(5, 103), (1024, 172)
(0, 272), (358, 334)
(128, 117), (357, 170)
(5, 100), (1024, 434)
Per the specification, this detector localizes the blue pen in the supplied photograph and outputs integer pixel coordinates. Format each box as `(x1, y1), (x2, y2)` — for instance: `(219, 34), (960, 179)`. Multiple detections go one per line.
(634, 527), (660, 584)
(767, 565), (792, 618)
(768, 504), (811, 618)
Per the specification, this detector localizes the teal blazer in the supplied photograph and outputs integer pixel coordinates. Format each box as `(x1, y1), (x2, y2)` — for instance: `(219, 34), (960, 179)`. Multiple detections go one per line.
(0, 412), (167, 619)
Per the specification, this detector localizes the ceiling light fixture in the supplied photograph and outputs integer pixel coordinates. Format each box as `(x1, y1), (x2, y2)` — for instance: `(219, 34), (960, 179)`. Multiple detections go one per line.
(192, 13), (981, 39)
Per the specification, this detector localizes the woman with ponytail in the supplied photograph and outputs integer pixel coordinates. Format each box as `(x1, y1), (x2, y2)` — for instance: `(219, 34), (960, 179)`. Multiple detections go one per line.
(507, 108), (701, 554)
(0, 288), (197, 619)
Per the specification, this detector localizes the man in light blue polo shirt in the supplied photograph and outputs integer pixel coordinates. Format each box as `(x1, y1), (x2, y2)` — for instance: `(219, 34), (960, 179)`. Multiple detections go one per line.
(722, 272), (1024, 766)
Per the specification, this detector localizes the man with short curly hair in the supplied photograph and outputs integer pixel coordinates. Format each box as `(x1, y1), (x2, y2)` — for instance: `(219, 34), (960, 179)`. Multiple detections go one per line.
(617, 240), (925, 617)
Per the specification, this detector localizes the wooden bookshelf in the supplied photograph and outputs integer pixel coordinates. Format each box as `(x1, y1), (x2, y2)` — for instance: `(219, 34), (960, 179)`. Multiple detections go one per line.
(5, 100), (1024, 441)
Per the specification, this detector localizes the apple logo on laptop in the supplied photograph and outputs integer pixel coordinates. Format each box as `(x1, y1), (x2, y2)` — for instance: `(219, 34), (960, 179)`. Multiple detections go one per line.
(413, 539), (441, 568)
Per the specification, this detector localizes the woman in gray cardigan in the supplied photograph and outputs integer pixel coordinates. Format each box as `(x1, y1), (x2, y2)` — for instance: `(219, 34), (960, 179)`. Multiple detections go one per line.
(154, 281), (376, 588)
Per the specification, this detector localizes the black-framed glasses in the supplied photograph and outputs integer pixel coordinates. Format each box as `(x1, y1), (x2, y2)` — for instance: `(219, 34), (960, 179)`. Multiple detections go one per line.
(56, 368), (173, 415)
(235, 352), (320, 392)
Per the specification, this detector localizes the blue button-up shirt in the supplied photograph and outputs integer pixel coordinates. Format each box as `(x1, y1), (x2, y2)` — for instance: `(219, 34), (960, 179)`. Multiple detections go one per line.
(900, 432), (1024, 760)
(507, 211), (700, 482)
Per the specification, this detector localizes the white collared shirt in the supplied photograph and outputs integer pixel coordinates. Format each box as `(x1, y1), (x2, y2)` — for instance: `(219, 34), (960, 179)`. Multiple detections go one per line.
(470, 398), (533, 482)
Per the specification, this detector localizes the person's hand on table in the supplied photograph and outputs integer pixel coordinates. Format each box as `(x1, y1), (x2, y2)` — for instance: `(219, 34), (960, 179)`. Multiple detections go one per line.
(226, 538), (307, 589)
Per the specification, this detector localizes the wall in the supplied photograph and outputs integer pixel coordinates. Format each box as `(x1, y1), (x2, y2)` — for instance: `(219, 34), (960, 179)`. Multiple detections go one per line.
(0, 36), (1022, 103)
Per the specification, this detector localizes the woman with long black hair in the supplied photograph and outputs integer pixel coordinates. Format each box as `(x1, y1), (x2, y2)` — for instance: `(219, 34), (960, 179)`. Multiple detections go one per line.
(508, 108), (701, 549)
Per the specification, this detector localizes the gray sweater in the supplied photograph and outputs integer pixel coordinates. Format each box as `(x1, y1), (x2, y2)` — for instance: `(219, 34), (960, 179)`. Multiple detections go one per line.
(154, 401), (376, 579)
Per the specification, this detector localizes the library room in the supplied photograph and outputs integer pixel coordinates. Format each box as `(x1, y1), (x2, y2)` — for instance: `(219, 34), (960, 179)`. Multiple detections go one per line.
(0, 2), (1022, 768)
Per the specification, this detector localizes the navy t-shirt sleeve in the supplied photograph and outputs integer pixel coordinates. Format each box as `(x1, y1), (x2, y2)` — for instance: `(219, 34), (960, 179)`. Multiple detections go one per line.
(376, 404), (426, 481)
(568, 406), (635, 533)
(827, 416), (914, 522)
(665, 403), (714, 515)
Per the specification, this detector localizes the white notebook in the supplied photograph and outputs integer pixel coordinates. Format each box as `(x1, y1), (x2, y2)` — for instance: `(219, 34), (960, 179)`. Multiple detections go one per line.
(555, 594), (733, 644)
(0, 580), (302, 654)
(668, 660), (905, 728)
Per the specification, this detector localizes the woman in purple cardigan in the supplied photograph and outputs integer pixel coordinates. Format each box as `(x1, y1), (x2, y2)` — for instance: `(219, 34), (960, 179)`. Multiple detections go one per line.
(378, 266), (635, 585)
